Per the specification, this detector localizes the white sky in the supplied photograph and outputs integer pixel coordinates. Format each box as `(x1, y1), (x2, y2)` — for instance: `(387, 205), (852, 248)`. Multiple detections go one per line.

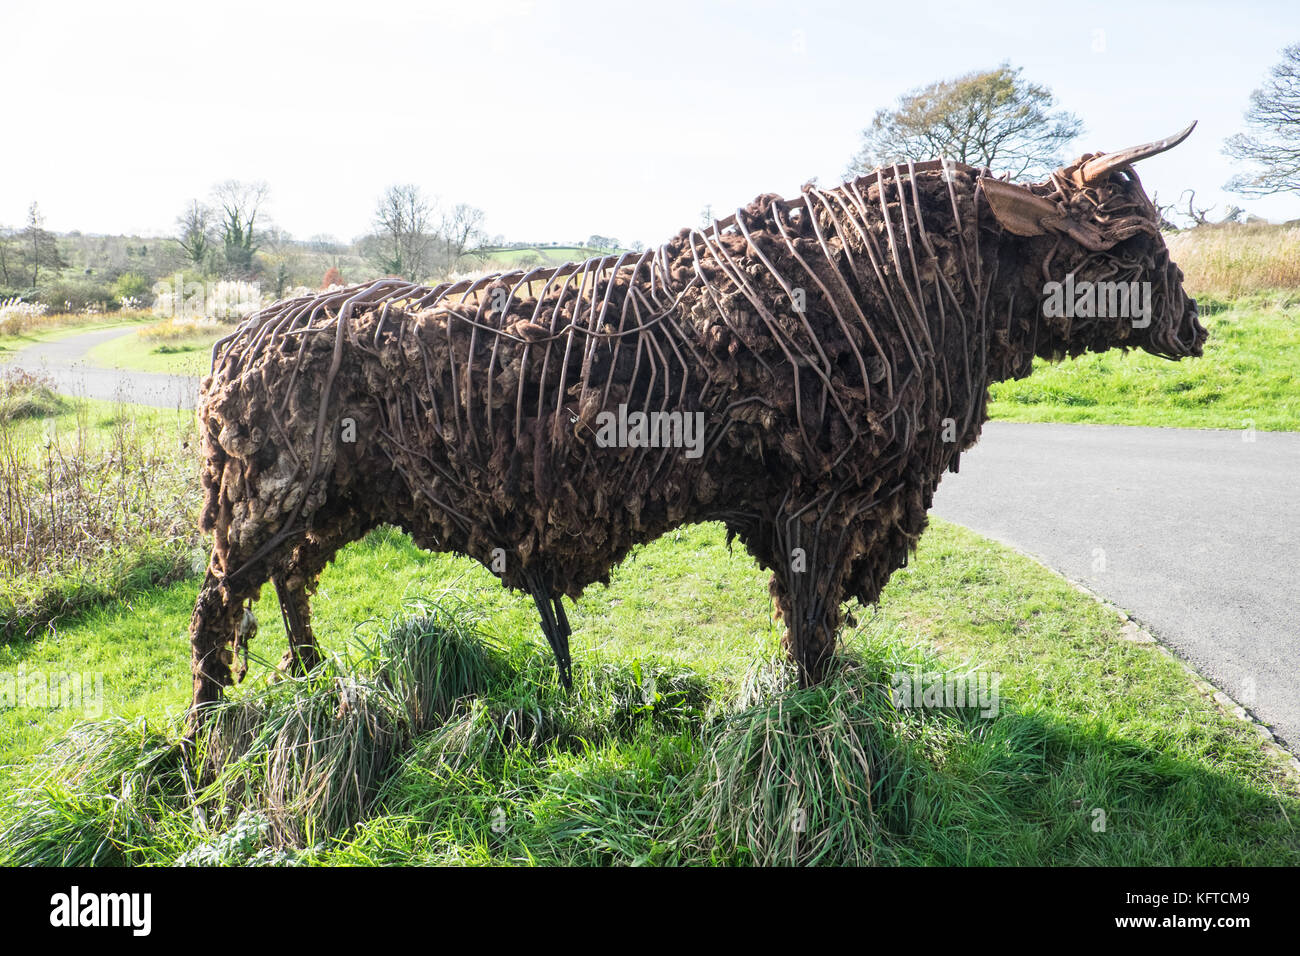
(4, 0), (1298, 245)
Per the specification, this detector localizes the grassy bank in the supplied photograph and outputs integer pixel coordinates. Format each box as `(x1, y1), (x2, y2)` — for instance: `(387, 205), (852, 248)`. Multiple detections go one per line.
(1, 518), (1295, 865)
(85, 321), (221, 377)
(988, 294), (1300, 430)
(0, 311), (155, 361)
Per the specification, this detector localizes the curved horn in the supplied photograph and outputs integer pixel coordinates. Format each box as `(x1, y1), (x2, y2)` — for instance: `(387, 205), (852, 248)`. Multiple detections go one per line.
(1076, 121), (1197, 186)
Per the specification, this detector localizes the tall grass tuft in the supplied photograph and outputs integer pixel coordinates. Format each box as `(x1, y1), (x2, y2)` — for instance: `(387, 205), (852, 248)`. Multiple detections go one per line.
(195, 607), (502, 846)
(0, 607), (505, 862)
(0, 717), (187, 865)
(0, 368), (64, 422)
(675, 655), (895, 865)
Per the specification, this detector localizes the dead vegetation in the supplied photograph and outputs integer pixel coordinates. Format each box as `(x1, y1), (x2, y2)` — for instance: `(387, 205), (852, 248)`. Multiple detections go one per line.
(0, 395), (202, 640)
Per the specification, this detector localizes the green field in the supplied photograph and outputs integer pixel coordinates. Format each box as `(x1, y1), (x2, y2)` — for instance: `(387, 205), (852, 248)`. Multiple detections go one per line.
(474, 245), (621, 271)
(1, 509), (1296, 864)
(988, 295), (1300, 430)
(85, 326), (220, 377)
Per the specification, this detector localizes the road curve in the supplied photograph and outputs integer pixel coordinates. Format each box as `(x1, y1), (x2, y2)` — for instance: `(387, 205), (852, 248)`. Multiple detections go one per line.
(933, 421), (1300, 754)
(7, 326), (199, 410)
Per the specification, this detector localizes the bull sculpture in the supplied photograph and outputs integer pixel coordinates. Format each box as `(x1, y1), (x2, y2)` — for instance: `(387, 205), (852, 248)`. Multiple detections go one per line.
(188, 124), (1204, 720)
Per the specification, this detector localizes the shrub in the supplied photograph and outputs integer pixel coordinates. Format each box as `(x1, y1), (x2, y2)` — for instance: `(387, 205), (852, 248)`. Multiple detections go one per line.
(0, 368), (64, 422)
(34, 278), (118, 313)
(112, 272), (153, 306)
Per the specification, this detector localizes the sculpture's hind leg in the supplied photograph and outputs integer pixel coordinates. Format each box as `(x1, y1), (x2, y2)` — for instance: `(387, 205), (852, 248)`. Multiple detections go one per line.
(271, 510), (375, 676)
(189, 568), (265, 727)
(273, 575), (321, 675)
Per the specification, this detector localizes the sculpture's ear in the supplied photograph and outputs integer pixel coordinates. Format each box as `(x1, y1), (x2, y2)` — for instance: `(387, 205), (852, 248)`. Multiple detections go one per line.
(978, 177), (1060, 236)
(979, 176), (1113, 251)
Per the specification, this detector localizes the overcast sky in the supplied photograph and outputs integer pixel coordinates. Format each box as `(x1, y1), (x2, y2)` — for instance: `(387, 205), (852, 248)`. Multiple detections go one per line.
(4, 0), (1298, 245)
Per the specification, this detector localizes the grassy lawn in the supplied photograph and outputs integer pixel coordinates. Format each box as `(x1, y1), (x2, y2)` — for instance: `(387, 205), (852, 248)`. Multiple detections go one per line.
(1, 517), (1295, 865)
(84, 325), (221, 376)
(988, 295), (1300, 430)
(475, 245), (618, 271)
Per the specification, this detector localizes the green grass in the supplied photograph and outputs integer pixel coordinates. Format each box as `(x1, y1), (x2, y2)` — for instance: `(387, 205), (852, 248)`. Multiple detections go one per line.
(1, 519), (1295, 865)
(84, 327), (220, 376)
(989, 295), (1300, 430)
(474, 245), (623, 271)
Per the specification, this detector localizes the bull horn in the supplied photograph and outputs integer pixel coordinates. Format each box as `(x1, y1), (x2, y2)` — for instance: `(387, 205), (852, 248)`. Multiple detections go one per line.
(1075, 121), (1197, 186)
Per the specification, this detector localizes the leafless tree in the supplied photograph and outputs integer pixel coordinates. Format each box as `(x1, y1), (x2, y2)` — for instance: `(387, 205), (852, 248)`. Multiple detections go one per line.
(0, 227), (17, 287)
(438, 202), (487, 269)
(1180, 189), (1215, 227)
(372, 184), (435, 281)
(1225, 43), (1300, 196)
(1150, 192), (1179, 231)
(177, 199), (214, 273)
(20, 203), (63, 287)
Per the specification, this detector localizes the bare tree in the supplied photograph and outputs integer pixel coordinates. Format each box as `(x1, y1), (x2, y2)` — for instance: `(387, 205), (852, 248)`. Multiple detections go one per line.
(176, 199), (214, 273)
(1150, 192), (1179, 231)
(847, 64), (1082, 180)
(212, 180), (268, 275)
(372, 184), (434, 281)
(1180, 189), (1215, 227)
(438, 202), (487, 269)
(1225, 43), (1300, 196)
(261, 226), (298, 299)
(0, 227), (17, 287)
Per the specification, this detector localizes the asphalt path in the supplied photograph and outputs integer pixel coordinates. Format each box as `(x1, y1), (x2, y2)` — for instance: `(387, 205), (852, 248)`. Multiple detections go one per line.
(8, 325), (199, 409)
(933, 421), (1299, 753)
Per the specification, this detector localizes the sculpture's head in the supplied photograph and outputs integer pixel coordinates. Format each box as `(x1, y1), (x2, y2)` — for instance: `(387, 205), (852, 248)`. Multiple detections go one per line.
(979, 122), (1205, 362)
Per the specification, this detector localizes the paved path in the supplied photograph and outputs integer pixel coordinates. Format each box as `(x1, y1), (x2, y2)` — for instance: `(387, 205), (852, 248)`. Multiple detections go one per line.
(933, 422), (1299, 753)
(12, 329), (1299, 751)
(8, 326), (199, 409)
